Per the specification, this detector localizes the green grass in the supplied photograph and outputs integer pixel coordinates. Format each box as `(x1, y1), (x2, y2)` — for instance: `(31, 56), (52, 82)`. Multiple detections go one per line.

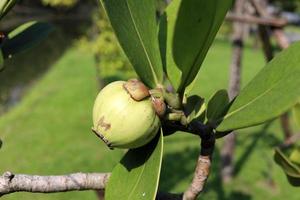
(0, 39), (299, 200)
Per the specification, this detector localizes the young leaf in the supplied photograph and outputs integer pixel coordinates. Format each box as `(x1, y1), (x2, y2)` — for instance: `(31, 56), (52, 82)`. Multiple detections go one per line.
(100, 0), (163, 88)
(105, 130), (163, 200)
(274, 147), (300, 186)
(184, 95), (206, 124)
(0, 0), (19, 20)
(293, 103), (300, 128)
(217, 42), (300, 133)
(1, 21), (53, 58)
(206, 90), (229, 124)
(160, 0), (233, 93)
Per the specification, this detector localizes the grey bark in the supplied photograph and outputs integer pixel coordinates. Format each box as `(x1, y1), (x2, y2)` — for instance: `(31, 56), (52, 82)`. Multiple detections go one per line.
(183, 156), (212, 200)
(0, 172), (109, 197)
(251, 0), (292, 140)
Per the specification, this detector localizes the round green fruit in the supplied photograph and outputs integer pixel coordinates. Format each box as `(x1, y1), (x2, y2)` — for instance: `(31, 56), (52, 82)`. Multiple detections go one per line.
(92, 81), (160, 149)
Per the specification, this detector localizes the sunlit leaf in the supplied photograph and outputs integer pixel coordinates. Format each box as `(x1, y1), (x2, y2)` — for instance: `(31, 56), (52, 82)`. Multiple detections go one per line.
(100, 0), (163, 88)
(160, 0), (233, 94)
(217, 42), (300, 133)
(105, 130), (163, 200)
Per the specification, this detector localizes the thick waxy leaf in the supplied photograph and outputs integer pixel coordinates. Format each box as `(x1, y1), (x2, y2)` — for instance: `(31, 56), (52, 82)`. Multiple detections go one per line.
(293, 103), (300, 128)
(1, 21), (53, 58)
(206, 90), (229, 124)
(160, 0), (233, 93)
(0, 0), (18, 20)
(184, 95), (206, 123)
(105, 130), (163, 200)
(100, 0), (163, 88)
(274, 147), (300, 186)
(217, 43), (300, 133)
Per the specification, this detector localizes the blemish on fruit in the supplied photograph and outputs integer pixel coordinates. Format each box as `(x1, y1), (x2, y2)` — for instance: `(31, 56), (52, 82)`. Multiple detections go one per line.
(98, 116), (111, 131)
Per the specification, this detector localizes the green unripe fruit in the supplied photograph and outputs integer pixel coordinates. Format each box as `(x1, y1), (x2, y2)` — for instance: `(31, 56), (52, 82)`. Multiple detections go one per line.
(92, 81), (161, 149)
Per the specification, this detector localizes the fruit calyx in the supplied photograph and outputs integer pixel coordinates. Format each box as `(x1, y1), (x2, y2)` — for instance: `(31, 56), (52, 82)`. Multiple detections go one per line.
(123, 79), (150, 101)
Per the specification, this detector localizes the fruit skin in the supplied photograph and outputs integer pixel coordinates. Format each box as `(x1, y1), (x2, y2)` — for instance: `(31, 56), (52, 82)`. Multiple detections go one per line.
(92, 81), (160, 149)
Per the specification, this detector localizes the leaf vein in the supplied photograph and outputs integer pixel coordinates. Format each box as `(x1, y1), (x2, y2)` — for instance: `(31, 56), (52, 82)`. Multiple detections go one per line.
(125, 1), (158, 85)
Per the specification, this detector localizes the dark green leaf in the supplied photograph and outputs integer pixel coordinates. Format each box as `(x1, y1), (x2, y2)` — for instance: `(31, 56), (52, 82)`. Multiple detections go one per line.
(161, 0), (233, 93)
(105, 130), (163, 200)
(184, 95), (206, 123)
(217, 42), (300, 132)
(274, 147), (300, 186)
(293, 103), (300, 128)
(1, 21), (53, 58)
(0, 0), (19, 20)
(206, 90), (229, 124)
(100, 0), (163, 88)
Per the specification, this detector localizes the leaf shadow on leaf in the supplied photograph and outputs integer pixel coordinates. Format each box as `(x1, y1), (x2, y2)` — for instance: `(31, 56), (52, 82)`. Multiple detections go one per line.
(120, 134), (159, 171)
(184, 95), (205, 123)
(0, 139), (2, 149)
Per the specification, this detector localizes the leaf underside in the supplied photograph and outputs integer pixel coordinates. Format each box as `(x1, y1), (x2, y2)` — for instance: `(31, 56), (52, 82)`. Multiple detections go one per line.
(105, 130), (163, 200)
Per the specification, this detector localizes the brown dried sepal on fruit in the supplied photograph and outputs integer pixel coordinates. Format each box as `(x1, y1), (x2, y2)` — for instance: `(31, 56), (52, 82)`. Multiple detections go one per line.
(150, 88), (166, 117)
(123, 79), (150, 101)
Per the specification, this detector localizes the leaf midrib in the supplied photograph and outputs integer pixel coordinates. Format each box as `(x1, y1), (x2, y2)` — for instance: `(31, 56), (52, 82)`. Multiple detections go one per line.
(179, 1), (217, 92)
(223, 73), (292, 120)
(125, 1), (158, 85)
(127, 164), (146, 199)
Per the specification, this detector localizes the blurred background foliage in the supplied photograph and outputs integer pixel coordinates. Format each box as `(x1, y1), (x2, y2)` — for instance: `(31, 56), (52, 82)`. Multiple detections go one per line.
(1, 0), (300, 200)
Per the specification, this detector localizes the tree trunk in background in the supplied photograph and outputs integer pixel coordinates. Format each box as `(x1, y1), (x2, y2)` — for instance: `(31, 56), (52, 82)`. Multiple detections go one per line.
(221, 0), (247, 183)
(252, 0), (292, 141)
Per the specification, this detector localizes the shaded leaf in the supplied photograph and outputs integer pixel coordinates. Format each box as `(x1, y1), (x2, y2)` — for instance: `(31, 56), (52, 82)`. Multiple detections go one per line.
(274, 147), (300, 186)
(217, 42), (300, 133)
(293, 103), (300, 128)
(1, 21), (53, 58)
(100, 0), (163, 88)
(105, 130), (163, 200)
(184, 95), (206, 123)
(160, 0), (233, 93)
(207, 90), (229, 124)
